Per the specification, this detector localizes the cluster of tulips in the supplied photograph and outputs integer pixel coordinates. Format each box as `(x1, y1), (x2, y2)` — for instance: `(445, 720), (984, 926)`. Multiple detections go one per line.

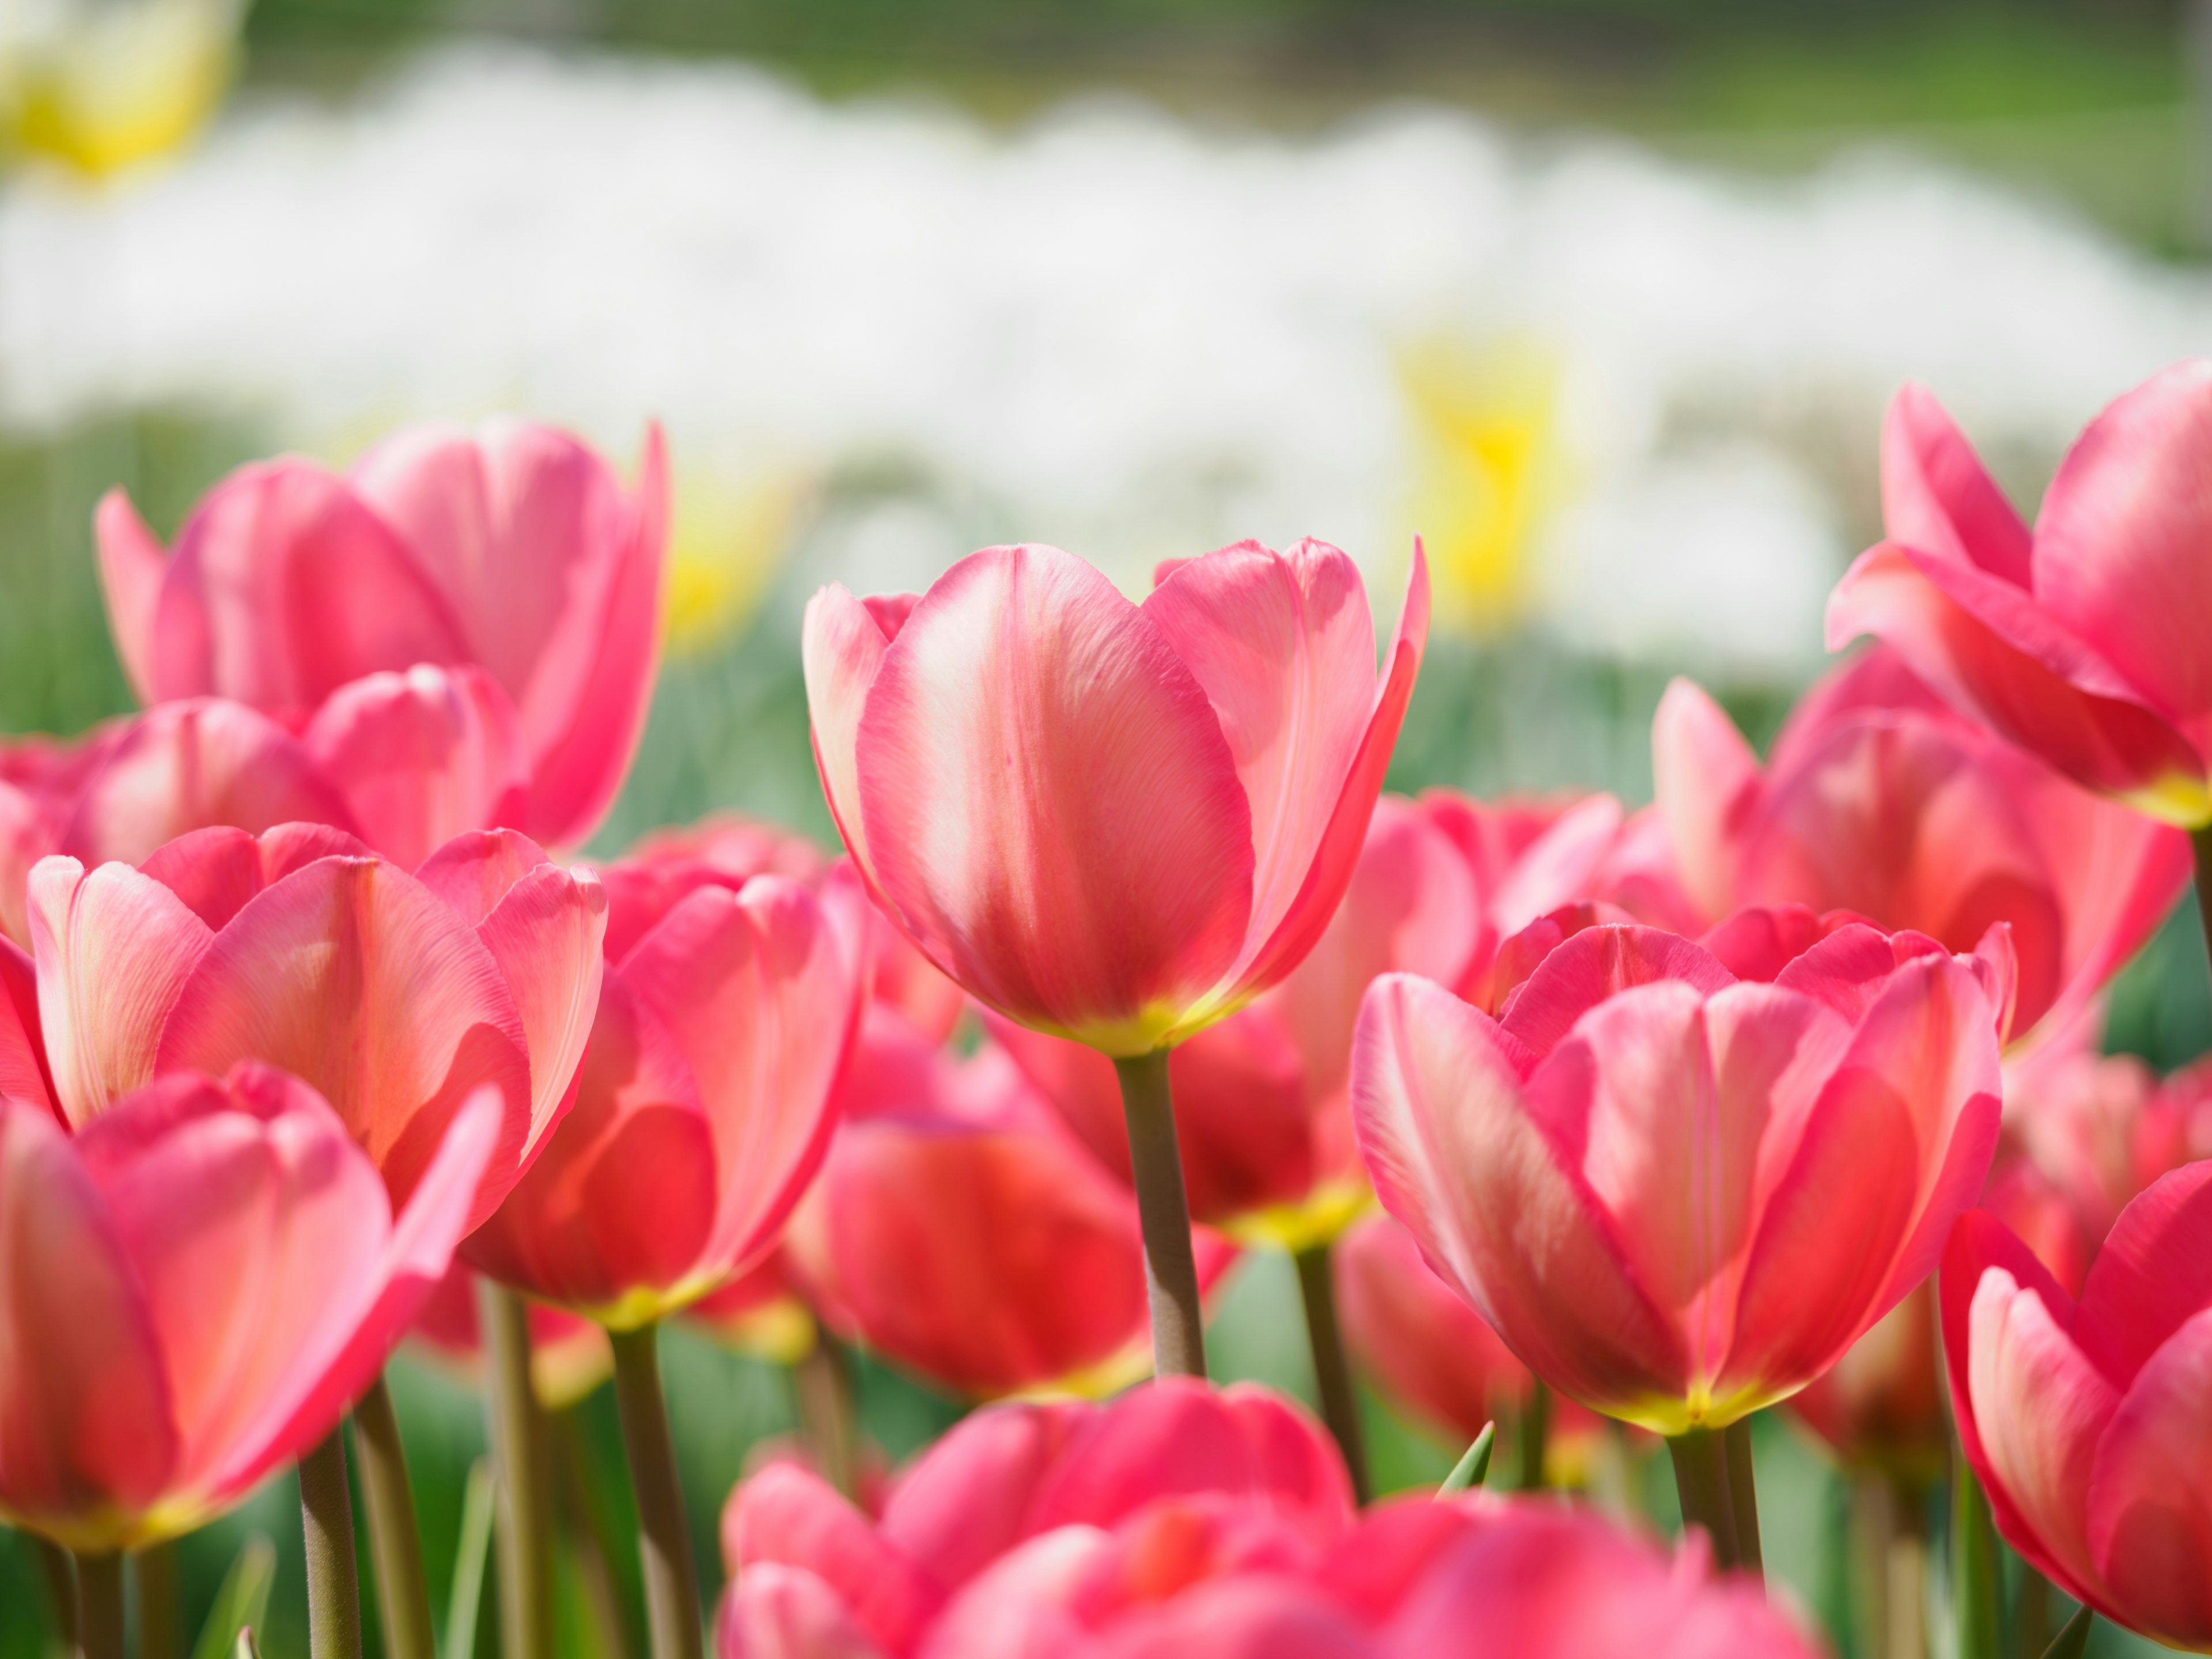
(6, 361), (2212, 1659)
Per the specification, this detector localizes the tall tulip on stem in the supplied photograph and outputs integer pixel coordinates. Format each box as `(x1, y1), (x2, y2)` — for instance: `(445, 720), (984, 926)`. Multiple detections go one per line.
(802, 539), (1429, 1377)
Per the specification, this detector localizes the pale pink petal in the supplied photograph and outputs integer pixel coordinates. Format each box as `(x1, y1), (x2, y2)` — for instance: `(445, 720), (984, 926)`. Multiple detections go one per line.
(154, 857), (532, 1225)
(2070, 1160), (2212, 1389)
(1078, 1578), (1373, 1659)
(2033, 361), (2212, 722)
(303, 665), (531, 871)
(1205, 543), (1431, 1020)
(0, 1096), (176, 1544)
(801, 585), (897, 887)
(1350, 974), (1683, 1423)
(849, 546), (1253, 1052)
(62, 700), (362, 869)
(1483, 793), (1626, 937)
(1880, 384), (2034, 586)
(464, 860), (607, 1159)
(93, 489), (169, 704)
(912, 1529), (1106, 1659)
(2086, 1306), (2212, 1645)
(0, 936), (55, 1119)
(151, 460), (468, 716)
(1826, 543), (2206, 815)
(1495, 924), (1734, 1062)
(723, 1463), (941, 1653)
(29, 857), (215, 1126)
(717, 1563), (892, 1659)
(1650, 679), (1762, 924)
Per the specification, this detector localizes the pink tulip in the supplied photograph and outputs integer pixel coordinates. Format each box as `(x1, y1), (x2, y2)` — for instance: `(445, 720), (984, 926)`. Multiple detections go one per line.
(1352, 918), (2007, 1433)
(1655, 646), (2189, 1040)
(1827, 366), (2212, 825)
(1944, 1162), (2212, 1646)
(410, 1265), (613, 1409)
(712, 1380), (1815, 1659)
(803, 539), (1429, 1055)
(11, 823), (605, 1228)
(463, 859), (863, 1327)
(96, 418), (668, 850)
(0, 1065), (496, 1551)
(784, 1009), (1236, 1398)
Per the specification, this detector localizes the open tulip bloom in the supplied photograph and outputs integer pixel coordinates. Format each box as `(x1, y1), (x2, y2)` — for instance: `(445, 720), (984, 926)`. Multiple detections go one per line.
(804, 537), (1428, 1378)
(1353, 915), (2007, 1562)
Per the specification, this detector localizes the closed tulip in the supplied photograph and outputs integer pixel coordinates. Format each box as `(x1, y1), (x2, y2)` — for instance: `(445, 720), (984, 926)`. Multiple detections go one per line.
(0, 1065), (497, 1551)
(12, 823), (603, 1227)
(785, 1009), (1235, 1399)
(96, 418), (668, 851)
(1655, 646), (2188, 1041)
(1352, 918), (2006, 1436)
(1827, 365), (2212, 825)
(1944, 1161), (2212, 1647)
(463, 860), (863, 1327)
(802, 539), (1427, 1055)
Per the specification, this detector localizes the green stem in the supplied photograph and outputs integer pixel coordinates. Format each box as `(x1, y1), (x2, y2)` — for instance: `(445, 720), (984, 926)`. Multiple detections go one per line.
(1953, 1460), (2003, 1659)
(1291, 1240), (1370, 1503)
(2016, 1567), (2050, 1659)
(1722, 1418), (1764, 1582)
(552, 1407), (638, 1659)
(1666, 1427), (1741, 1571)
(73, 1552), (122, 1659)
(608, 1324), (703, 1659)
(352, 1373), (437, 1659)
(134, 1543), (177, 1659)
(2191, 827), (2212, 972)
(298, 1429), (364, 1659)
(36, 1537), (77, 1656)
(2037, 1604), (2093, 1659)
(1516, 1379), (1551, 1491)
(1111, 1050), (1207, 1379)
(479, 1282), (552, 1659)
(791, 1334), (859, 1500)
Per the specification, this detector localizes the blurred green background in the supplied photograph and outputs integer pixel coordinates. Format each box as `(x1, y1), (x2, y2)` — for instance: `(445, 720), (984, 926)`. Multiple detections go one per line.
(6, 3), (2212, 1657)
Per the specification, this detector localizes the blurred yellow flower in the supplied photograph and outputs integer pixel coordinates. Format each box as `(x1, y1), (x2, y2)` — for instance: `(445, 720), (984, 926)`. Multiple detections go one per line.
(662, 457), (812, 657)
(1, 0), (244, 177)
(1400, 336), (1563, 635)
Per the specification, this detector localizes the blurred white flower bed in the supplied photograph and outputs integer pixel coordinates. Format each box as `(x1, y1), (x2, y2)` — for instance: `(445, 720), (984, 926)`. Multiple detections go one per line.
(2, 44), (2208, 673)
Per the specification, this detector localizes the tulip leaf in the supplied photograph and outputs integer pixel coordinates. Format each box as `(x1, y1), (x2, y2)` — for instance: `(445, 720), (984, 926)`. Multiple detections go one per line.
(1438, 1423), (1495, 1497)
(444, 1456), (499, 1659)
(188, 1536), (275, 1659)
(2039, 1605), (2093, 1659)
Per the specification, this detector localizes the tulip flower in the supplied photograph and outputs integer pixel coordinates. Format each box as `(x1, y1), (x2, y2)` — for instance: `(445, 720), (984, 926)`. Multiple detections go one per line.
(11, 823), (604, 1231)
(1827, 366), (2212, 827)
(713, 1378), (1816, 1659)
(1654, 646), (2189, 1042)
(1943, 1161), (2212, 1649)
(1353, 916), (2006, 1565)
(785, 1008), (1236, 1400)
(0, 1065), (496, 1554)
(95, 418), (668, 853)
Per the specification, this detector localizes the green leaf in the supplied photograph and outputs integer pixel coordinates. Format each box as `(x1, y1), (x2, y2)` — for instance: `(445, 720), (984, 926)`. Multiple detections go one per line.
(2039, 1604), (2094, 1659)
(188, 1537), (275, 1659)
(1952, 1461), (2002, 1659)
(444, 1456), (499, 1659)
(1438, 1422), (1495, 1497)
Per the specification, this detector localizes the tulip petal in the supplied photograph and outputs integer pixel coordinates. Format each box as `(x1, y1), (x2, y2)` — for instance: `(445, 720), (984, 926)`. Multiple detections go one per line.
(1880, 384), (2033, 586)
(724, 1464), (941, 1654)
(303, 665), (532, 871)
(93, 488), (169, 704)
(1652, 679), (1762, 922)
(0, 936), (56, 1119)
(1497, 924), (1734, 1063)
(851, 546), (1254, 1051)
(880, 1400), (1096, 1591)
(0, 1097), (176, 1544)
(0, 777), (64, 950)
(912, 1528), (1105, 1659)
(1203, 543), (1431, 1021)
(801, 585), (896, 886)
(2082, 1305), (2212, 1643)
(138, 823), (370, 932)
(1350, 974), (1683, 1425)
(152, 460), (468, 715)
(1826, 543), (2206, 817)
(2034, 361), (2212, 723)
(62, 700), (362, 869)
(155, 857), (532, 1225)
(29, 857), (215, 1127)
(717, 1562), (893, 1659)
(2070, 1160), (2212, 1389)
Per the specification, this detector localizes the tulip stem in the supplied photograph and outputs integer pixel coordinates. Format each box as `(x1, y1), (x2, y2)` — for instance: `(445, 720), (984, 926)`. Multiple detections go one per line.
(2192, 827), (2212, 974)
(609, 1323), (703, 1659)
(73, 1551), (122, 1659)
(1517, 1380), (1552, 1491)
(1112, 1050), (1207, 1379)
(552, 1409), (638, 1659)
(353, 1372), (438, 1659)
(299, 1427), (364, 1659)
(792, 1332), (859, 1501)
(1291, 1240), (1370, 1503)
(1722, 1419), (1764, 1582)
(479, 1283), (553, 1659)
(1952, 1460), (2003, 1659)
(1666, 1427), (1742, 1571)
(135, 1542), (178, 1659)
(36, 1538), (77, 1653)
